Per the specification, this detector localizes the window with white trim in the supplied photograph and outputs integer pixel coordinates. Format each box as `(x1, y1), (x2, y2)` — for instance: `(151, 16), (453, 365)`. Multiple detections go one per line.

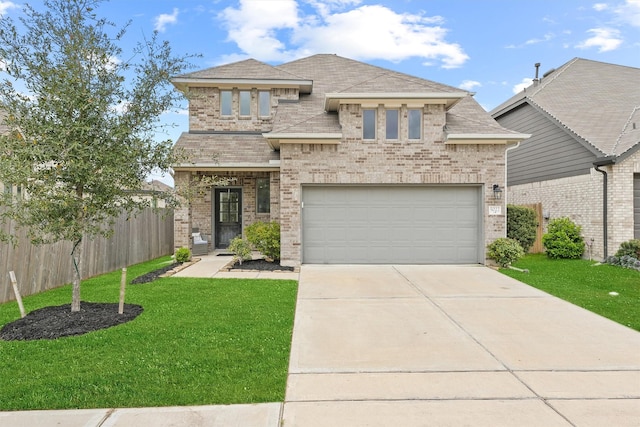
(386, 109), (398, 139)
(220, 90), (232, 116)
(239, 90), (251, 116)
(363, 109), (376, 139)
(408, 109), (422, 140)
(258, 91), (270, 117)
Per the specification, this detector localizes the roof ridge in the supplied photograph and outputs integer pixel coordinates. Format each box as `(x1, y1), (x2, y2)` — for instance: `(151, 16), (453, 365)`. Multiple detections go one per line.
(611, 105), (640, 156)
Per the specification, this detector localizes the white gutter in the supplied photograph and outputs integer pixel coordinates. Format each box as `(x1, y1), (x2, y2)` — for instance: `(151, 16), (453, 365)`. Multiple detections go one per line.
(504, 141), (522, 232)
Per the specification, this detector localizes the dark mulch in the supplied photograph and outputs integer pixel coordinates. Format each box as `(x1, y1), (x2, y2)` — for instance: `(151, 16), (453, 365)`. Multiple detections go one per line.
(0, 302), (143, 341)
(231, 259), (294, 271)
(131, 262), (181, 284)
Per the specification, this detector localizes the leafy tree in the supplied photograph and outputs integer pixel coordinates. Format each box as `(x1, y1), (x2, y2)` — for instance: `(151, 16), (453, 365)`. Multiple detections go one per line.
(0, 0), (194, 311)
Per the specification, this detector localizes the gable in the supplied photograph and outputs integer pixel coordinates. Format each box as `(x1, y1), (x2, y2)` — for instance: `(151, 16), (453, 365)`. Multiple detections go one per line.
(496, 103), (597, 186)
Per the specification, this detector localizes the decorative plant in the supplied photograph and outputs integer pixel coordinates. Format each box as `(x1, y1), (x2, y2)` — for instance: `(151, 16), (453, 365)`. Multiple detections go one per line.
(615, 239), (640, 259)
(487, 238), (525, 267)
(507, 204), (538, 252)
(175, 247), (191, 263)
(542, 217), (585, 259)
(228, 237), (252, 265)
(245, 221), (281, 261)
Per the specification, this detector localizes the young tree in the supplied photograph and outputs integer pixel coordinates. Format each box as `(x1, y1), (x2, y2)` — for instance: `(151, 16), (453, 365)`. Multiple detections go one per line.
(0, 0), (194, 311)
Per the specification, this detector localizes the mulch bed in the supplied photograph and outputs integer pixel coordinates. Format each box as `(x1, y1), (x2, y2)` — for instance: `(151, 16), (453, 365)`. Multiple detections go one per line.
(0, 302), (143, 341)
(230, 259), (294, 271)
(130, 262), (181, 284)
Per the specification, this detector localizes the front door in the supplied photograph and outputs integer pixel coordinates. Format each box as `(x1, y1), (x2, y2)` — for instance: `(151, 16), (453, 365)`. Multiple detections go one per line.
(214, 188), (242, 248)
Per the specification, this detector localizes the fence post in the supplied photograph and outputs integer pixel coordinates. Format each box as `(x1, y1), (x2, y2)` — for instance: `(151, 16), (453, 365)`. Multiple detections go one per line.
(9, 271), (26, 318)
(118, 268), (127, 315)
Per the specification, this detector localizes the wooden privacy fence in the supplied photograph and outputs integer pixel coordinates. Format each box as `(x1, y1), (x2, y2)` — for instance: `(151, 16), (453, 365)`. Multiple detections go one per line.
(0, 208), (174, 304)
(521, 203), (544, 253)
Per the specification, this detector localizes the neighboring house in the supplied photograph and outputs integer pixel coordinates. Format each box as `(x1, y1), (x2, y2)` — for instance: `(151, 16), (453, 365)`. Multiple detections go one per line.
(138, 179), (173, 209)
(171, 54), (529, 266)
(491, 58), (640, 260)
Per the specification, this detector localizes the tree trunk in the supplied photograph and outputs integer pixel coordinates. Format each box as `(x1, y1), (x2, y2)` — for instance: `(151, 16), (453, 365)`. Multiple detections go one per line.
(71, 238), (82, 312)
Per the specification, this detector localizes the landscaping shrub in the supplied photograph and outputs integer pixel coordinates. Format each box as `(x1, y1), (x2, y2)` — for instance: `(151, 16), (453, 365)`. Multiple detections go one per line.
(245, 221), (281, 261)
(606, 255), (640, 272)
(542, 217), (585, 259)
(506, 204), (538, 252)
(175, 247), (191, 263)
(487, 238), (525, 267)
(228, 236), (252, 265)
(615, 239), (640, 259)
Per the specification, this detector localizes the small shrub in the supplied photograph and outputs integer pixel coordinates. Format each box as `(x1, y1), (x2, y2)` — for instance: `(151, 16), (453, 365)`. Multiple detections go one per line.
(606, 255), (640, 272)
(615, 239), (640, 259)
(228, 237), (252, 265)
(487, 238), (525, 267)
(245, 221), (281, 261)
(507, 204), (538, 252)
(175, 247), (191, 263)
(542, 217), (585, 259)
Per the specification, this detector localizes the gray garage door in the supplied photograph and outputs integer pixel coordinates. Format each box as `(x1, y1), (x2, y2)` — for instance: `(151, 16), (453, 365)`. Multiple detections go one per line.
(302, 185), (482, 264)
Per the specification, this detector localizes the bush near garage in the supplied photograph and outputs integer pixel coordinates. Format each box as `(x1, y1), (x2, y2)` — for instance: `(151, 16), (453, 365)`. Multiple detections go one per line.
(507, 204), (538, 252)
(487, 237), (525, 267)
(615, 239), (640, 259)
(542, 217), (585, 259)
(245, 221), (281, 261)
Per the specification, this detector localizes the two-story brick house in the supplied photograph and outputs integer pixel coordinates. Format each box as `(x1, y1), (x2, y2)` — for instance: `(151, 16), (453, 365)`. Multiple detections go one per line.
(171, 54), (529, 266)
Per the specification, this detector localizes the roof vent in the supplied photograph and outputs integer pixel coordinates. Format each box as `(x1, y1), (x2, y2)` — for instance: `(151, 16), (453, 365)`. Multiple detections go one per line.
(533, 63), (541, 86)
(542, 68), (556, 78)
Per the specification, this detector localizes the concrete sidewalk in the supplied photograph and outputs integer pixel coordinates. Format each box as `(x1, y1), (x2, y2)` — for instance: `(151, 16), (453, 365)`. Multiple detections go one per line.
(2, 264), (639, 426)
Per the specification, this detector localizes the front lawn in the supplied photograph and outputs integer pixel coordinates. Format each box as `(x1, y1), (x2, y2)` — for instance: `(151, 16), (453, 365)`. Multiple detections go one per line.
(500, 254), (640, 331)
(0, 256), (298, 410)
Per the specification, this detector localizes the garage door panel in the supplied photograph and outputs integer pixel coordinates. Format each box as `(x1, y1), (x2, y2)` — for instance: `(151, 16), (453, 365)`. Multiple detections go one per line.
(302, 186), (481, 264)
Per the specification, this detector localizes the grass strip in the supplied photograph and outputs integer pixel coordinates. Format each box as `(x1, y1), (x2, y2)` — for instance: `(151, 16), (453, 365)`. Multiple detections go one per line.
(500, 254), (639, 331)
(0, 256), (298, 410)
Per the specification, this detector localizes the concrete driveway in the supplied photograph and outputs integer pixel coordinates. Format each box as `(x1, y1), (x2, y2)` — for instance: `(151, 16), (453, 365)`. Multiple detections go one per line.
(283, 265), (640, 426)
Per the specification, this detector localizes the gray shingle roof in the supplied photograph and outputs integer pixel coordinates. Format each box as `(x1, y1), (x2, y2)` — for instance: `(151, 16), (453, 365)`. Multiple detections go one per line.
(174, 132), (279, 166)
(176, 58), (306, 81)
(491, 58), (640, 157)
(447, 96), (523, 136)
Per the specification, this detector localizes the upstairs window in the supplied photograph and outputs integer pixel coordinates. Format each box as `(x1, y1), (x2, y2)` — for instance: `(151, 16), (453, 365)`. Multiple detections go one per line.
(386, 109), (399, 139)
(220, 90), (232, 116)
(363, 109), (376, 140)
(258, 91), (270, 117)
(239, 90), (251, 116)
(257, 178), (270, 213)
(408, 109), (422, 140)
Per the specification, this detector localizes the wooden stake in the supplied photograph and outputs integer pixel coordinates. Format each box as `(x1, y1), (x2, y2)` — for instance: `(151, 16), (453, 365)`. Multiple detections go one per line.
(118, 268), (127, 315)
(9, 271), (26, 318)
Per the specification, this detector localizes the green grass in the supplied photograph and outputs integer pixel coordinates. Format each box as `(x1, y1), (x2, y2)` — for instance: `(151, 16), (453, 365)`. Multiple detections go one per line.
(500, 254), (640, 331)
(0, 256), (298, 410)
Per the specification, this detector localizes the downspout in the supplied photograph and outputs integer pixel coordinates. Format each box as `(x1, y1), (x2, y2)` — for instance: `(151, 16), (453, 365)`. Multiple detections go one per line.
(504, 141), (521, 230)
(593, 157), (616, 259)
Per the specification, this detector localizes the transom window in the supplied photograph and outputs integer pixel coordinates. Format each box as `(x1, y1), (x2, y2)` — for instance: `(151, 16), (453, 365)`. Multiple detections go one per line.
(408, 109), (422, 140)
(220, 90), (232, 116)
(386, 109), (399, 139)
(258, 91), (270, 117)
(239, 90), (251, 116)
(363, 109), (376, 139)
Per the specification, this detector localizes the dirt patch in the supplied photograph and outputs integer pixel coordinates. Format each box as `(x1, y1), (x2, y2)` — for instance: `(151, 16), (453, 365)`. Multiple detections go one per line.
(0, 302), (143, 341)
(231, 259), (294, 272)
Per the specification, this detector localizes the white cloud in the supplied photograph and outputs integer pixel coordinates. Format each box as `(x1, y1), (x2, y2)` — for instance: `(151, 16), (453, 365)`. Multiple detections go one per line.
(593, 3), (609, 11)
(218, 0), (468, 69)
(576, 27), (623, 51)
(613, 0), (640, 26)
(459, 80), (481, 91)
(154, 8), (179, 33)
(525, 33), (554, 45)
(0, 1), (16, 17)
(513, 77), (533, 94)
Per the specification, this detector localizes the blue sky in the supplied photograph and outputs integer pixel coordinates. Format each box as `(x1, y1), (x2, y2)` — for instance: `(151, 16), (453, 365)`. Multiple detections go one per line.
(2, 0), (639, 184)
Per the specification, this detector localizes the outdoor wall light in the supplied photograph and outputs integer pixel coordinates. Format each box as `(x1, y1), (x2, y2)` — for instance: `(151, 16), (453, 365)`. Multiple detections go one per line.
(492, 184), (503, 200)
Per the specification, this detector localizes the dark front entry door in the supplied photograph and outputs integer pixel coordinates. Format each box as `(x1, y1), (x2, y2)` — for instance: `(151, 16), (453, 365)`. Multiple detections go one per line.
(214, 188), (242, 248)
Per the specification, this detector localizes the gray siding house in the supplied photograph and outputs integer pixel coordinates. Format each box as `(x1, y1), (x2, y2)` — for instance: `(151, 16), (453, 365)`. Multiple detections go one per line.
(172, 54), (529, 266)
(491, 58), (640, 259)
